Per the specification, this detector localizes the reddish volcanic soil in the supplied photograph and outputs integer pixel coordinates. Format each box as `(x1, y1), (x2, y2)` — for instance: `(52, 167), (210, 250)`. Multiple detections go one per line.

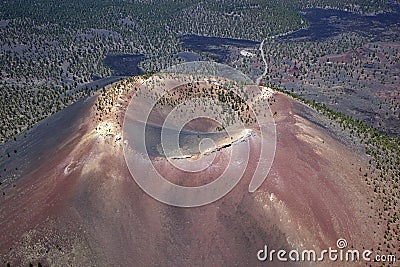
(0, 78), (382, 266)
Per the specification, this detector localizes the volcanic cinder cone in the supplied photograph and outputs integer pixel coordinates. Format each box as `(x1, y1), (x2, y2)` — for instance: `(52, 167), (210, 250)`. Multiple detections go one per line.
(0, 77), (381, 266)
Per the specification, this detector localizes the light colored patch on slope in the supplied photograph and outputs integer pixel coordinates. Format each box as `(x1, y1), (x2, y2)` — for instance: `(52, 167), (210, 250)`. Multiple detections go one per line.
(293, 114), (334, 158)
(255, 190), (320, 251)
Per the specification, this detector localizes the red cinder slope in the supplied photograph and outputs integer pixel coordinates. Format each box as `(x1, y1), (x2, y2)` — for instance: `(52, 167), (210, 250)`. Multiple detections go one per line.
(0, 78), (381, 266)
